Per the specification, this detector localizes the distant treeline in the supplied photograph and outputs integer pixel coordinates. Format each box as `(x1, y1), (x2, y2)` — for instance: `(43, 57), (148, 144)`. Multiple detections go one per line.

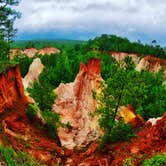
(11, 39), (86, 50)
(86, 34), (166, 59)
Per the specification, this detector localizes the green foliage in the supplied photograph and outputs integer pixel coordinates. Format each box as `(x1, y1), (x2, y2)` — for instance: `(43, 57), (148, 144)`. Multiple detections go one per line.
(0, 0), (20, 42)
(123, 157), (133, 166)
(98, 56), (166, 145)
(97, 58), (136, 145)
(42, 110), (59, 139)
(0, 36), (10, 60)
(14, 151), (41, 166)
(11, 39), (86, 50)
(119, 69), (166, 120)
(42, 110), (59, 126)
(100, 55), (166, 121)
(142, 153), (166, 166)
(40, 53), (57, 67)
(0, 60), (17, 73)
(27, 81), (56, 112)
(14, 55), (33, 77)
(0, 145), (16, 166)
(24, 41), (36, 49)
(107, 122), (136, 143)
(0, 145), (40, 166)
(87, 34), (166, 59)
(0, 0), (20, 60)
(26, 103), (38, 120)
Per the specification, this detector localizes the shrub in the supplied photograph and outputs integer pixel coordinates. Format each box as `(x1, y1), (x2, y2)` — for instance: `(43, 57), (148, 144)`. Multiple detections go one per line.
(0, 145), (40, 166)
(0, 145), (16, 166)
(42, 110), (60, 139)
(26, 103), (38, 120)
(108, 122), (136, 143)
(142, 153), (166, 166)
(123, 157), (133, 166)
(15, 151), (41, 166)
(14, 55), (33, 77)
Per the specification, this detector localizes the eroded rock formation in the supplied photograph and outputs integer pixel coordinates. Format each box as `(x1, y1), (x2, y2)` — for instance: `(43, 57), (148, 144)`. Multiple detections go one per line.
(118, 105), (144, 128)
(23, 58), (44, 89)
(0, 65), (27, 113)
(110, 52), (166, 75)
(9, 48), (22, 60)
(111, 51), (140, 64)
(136, 56), (165, 72)
(23, 48), (38, 58)
(38, 47), (60, 55)
(52, 58), (103, 149)
(10, 47), (60, 59)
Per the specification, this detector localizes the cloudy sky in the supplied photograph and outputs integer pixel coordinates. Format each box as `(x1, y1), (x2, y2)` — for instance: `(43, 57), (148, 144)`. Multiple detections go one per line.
(14, 0), (166, 45)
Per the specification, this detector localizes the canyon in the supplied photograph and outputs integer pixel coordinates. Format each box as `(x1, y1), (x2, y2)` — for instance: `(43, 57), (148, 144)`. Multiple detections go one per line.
(0, 52), (166, 165)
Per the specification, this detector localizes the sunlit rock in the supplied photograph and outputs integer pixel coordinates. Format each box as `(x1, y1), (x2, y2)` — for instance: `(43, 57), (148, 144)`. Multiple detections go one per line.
(52, 58), (103, 149)
(9, 48), (23, 60)
(23, 58), (44, 89)
(111, 52), (140, 64)
(147, 117), (162, 126)
(118, 105), (144, 128)
(23, 48), (38, 57)
(38, 47), (60, 55)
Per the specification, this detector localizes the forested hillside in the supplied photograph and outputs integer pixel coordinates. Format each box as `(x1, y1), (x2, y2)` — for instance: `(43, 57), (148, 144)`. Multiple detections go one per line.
(87, 34), (166, 59)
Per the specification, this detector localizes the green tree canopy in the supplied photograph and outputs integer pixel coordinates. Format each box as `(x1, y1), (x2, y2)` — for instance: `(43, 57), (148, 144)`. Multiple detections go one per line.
(0, 0), (20, 60)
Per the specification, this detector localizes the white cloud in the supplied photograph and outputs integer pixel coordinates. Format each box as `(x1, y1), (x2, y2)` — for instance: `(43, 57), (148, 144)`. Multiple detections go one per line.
(14, 0), (166, 43)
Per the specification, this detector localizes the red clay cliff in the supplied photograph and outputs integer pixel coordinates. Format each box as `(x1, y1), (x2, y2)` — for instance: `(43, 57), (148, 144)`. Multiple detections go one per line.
(0, 65), (27, 113)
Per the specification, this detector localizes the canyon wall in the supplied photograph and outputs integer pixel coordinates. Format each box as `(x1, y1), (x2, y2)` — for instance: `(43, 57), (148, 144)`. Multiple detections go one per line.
(23, 58), (44, 89)
(0, 65), (27, 113)
(110, 52), (166, 74)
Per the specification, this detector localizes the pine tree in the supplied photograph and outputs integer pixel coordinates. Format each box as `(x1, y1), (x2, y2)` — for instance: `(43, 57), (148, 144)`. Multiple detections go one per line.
(0, 0), (20, 60)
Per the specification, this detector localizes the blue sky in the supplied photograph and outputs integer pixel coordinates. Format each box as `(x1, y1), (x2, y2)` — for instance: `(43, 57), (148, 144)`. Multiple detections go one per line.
(14, 0), (166, 46)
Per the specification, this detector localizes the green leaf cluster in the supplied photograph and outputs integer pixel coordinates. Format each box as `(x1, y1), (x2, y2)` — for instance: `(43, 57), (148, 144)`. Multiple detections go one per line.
(26, 103), (38, 120)
(142, 152), (166, 166)
(41, 110), (60, 139)
(0, 145), (40, 166)
(14, 55), (33, 77)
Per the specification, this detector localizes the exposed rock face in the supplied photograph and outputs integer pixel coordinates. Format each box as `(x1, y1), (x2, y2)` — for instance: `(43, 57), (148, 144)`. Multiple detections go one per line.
(52, 58), (103, 149)
(111, 52), (140, 64)
(136, 56), (163, 72)
(118, 105), (144, 128)
(0, 65), (26, 113)
(23, 58), (44, 89)
(23, 48), (38, 57)
(38, 47), (60, 55)
(147, 117), (162, 126)
(111, 52), (166, 75)
(10, 47), (60, 58)
(9, 48), (23, 60)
